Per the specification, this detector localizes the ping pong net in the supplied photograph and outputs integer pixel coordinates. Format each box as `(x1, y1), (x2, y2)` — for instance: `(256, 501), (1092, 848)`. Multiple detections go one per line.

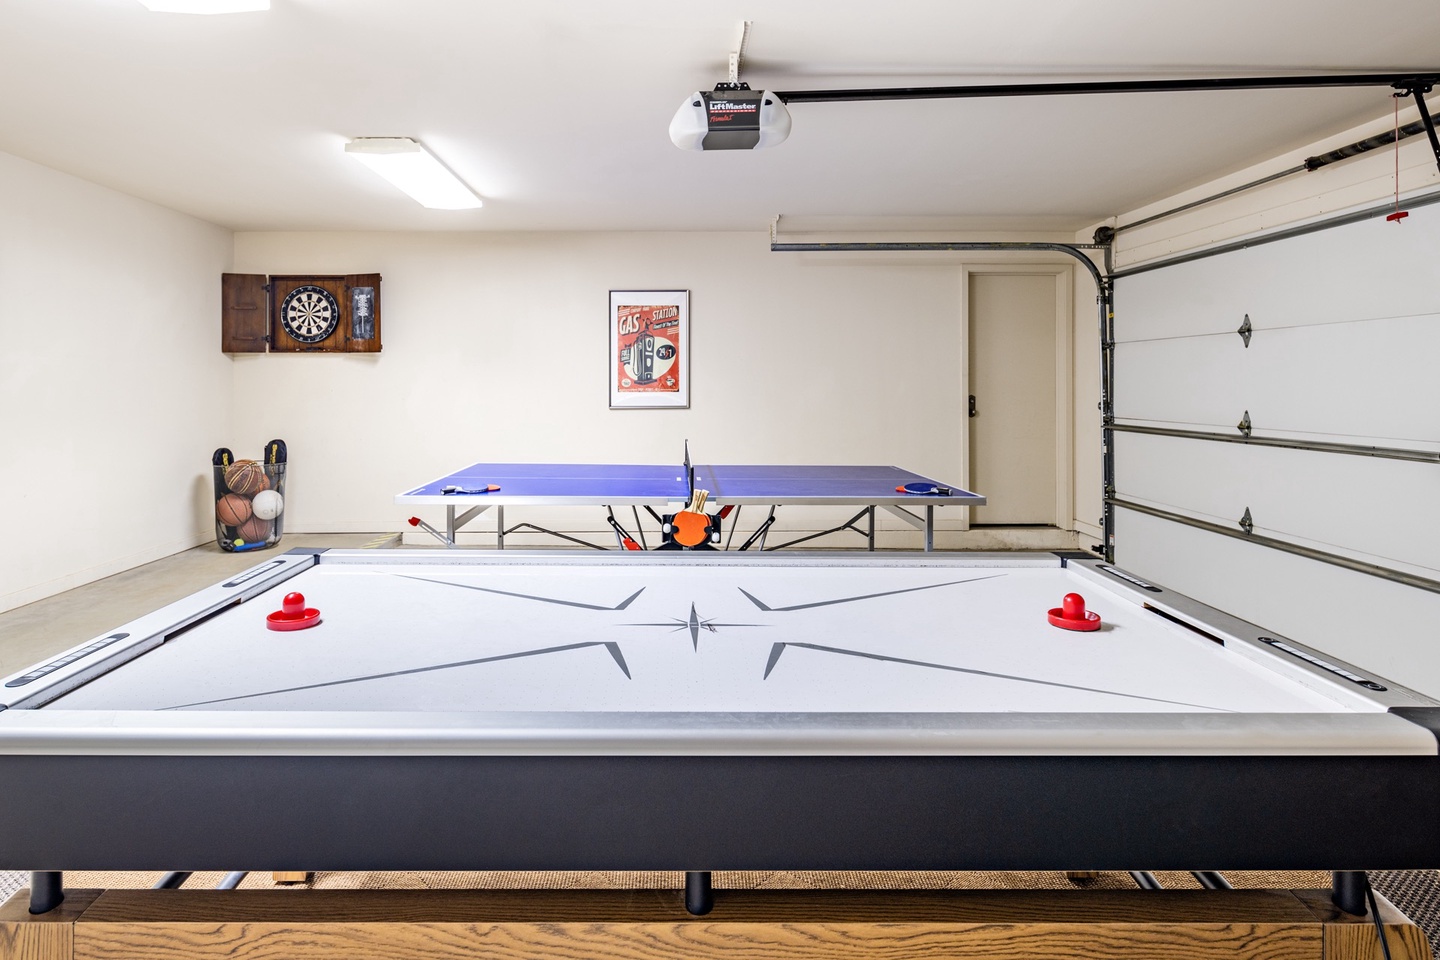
(683, 439), (696, 503)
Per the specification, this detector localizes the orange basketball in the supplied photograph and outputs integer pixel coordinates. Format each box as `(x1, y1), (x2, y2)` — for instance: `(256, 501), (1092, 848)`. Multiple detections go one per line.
(216, 493), (252, 526)
(224, 460), (268, 496)
(238, 515), (271, 543)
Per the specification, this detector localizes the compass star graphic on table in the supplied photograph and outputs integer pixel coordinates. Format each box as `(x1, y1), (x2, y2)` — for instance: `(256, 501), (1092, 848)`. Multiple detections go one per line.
(623, 601), (768, 650)
(162, 572), (1222, 712)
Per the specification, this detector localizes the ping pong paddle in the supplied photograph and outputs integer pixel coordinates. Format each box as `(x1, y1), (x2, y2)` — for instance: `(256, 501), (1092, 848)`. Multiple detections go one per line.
(442, 484), (500, 495)
(897, 482), (952, 495)
(671, 488), (711, 548)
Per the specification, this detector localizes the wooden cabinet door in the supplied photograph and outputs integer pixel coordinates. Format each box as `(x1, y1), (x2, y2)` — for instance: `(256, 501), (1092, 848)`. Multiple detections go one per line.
(221, 273), (269, 353)
(345, 273), (382, 353)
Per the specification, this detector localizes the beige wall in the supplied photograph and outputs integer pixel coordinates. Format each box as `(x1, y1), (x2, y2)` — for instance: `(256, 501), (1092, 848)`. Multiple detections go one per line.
(0, 168), (1110, 610)
(0, 150), (233, 613)
(232, 231), (987, 542)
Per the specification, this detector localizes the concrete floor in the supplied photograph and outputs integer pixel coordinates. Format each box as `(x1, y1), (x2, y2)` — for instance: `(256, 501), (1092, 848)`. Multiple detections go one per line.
(0, 534), (391, 678)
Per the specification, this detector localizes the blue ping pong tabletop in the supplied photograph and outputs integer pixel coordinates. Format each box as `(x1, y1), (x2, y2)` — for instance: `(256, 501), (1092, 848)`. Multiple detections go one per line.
(396, 462), (985, 550)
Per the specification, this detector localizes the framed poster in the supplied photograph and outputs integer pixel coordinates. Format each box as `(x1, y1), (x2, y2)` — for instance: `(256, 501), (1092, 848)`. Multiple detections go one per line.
(609, 289), (689, 409)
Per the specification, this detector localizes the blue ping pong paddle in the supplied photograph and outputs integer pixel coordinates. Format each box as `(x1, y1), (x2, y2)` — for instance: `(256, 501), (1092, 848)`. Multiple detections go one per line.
(897, 482), (952, 495)
(442, 484), (500, 495)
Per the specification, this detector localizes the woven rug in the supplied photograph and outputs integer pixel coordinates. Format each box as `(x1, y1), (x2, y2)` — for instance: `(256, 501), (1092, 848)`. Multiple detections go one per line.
(1374, 870), (1440, 958)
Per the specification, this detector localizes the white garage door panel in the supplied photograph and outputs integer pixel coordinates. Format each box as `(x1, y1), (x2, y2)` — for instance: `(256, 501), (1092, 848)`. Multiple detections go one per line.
(1117, 217), (1440, 342)
(1114, 337), (1235, 426)
(1115, 313), (1440, 446)
(1115, 509), (1440, 699)
(1115, 432), (1440, 575)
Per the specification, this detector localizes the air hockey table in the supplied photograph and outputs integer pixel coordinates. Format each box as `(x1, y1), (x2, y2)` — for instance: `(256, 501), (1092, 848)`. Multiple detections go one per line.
(0, 549), (1436, 958)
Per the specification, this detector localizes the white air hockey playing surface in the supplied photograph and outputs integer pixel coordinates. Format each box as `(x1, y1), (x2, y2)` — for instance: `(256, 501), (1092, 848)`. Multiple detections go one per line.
(11, 552), (1431, 762)
(37, 555), (1360, 714)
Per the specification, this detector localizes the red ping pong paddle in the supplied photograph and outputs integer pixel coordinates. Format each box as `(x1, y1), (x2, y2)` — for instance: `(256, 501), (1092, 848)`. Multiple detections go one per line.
(671, 489), (711, 548)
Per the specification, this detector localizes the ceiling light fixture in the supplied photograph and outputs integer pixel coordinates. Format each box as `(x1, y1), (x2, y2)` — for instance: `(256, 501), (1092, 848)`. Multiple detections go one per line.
(136, 0), (269, 12)
(344, 138), (483, 210)
(670, 21), (791, 151)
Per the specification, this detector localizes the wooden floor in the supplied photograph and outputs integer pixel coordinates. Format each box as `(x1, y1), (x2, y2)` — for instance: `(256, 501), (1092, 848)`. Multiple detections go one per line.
(1, 885), (1429, 960)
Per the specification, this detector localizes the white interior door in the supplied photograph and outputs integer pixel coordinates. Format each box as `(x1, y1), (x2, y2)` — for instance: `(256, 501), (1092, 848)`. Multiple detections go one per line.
(968, 272), (1060, 525)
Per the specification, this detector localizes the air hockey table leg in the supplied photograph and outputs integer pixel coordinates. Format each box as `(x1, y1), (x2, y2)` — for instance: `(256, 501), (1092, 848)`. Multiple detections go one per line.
(685, 870), (713, 915)
(28, 871), (63, 914)
(1332, 870), (1369, 915)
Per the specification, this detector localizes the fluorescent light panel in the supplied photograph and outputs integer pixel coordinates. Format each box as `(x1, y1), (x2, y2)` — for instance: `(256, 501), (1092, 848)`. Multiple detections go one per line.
(137, 0), (269, 12)
(345, 138), (483, 210)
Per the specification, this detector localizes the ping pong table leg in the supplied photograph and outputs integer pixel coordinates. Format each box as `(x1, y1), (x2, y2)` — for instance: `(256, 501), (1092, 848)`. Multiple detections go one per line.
(440, 505), (490, 547)
(632, 506), (648, 550)
(723, 504), (741, 550)
(926, 505), (934, 552)
(867, 506), (875, 551)
(497, 506), (505, 550)
(737, 508), (776, 551)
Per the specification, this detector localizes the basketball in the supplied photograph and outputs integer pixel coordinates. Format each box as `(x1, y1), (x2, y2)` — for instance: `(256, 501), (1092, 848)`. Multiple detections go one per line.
(238, 515), (271, 543)
(252, 489), (283, 521)
(216, 493), (252, 526)
(224, 460), (268, 496)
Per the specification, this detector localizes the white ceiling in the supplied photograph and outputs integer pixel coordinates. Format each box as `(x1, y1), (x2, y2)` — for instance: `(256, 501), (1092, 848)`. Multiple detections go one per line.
(3, 0), (1438, 233)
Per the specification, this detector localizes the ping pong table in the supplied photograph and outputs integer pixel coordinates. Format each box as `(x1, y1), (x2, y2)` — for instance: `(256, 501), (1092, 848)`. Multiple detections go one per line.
(396, 462), (984, 551)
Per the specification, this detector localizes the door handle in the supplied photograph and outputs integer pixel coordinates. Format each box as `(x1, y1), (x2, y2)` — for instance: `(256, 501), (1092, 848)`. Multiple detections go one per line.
(968, 395), (977, 418)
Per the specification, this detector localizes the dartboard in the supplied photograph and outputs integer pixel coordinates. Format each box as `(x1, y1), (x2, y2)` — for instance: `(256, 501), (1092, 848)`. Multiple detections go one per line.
(279, 285), (340, 344)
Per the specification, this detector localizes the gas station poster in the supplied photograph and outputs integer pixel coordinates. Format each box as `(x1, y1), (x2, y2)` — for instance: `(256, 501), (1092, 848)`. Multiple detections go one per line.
(608, 290), (689, 409)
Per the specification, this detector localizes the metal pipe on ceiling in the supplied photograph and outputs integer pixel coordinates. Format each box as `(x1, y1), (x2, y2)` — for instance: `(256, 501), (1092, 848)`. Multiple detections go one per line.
(773, 73), (1440, 105)
(768, 72), (1440, 247)
(766, 241), (1105, 287)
